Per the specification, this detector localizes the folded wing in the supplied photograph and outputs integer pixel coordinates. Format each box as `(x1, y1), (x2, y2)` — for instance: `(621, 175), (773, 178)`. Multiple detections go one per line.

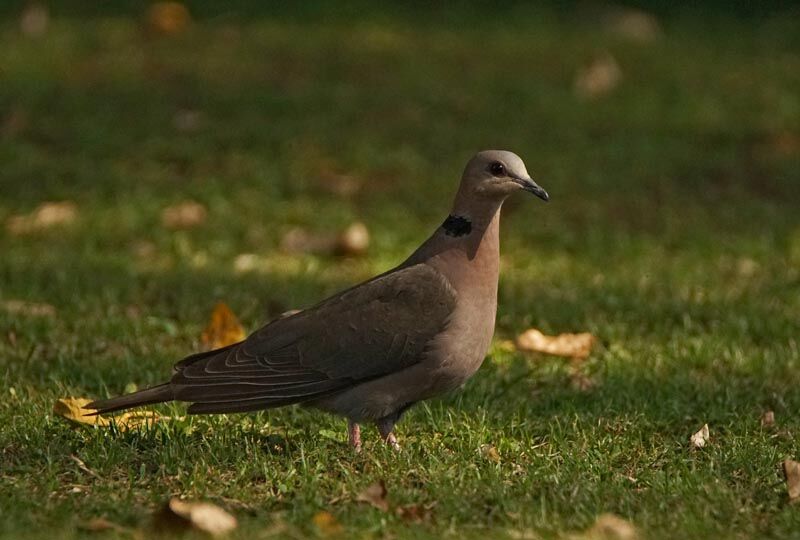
(171, 263), (456, 413)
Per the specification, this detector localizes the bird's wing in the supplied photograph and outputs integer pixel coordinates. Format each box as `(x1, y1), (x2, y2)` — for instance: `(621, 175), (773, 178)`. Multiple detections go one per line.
(171, 263), (456, 413)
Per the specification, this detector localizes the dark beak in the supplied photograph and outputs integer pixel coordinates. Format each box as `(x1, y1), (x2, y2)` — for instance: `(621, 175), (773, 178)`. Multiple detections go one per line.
(512, 176), (549, 202)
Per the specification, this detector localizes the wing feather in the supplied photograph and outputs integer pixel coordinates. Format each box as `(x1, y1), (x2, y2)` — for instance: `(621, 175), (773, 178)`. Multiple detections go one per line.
(169, 264), (456, 412)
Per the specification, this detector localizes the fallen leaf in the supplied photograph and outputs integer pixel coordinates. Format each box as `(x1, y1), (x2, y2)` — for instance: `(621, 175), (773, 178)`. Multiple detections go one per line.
(70, 454), (102, 480)
(54, 397), (160, 430)
(161, 200), (207, 229)
(584, 513), (638, 540)
(281, 222), (370, 257)
(604, 7), (661, 43)
(569, 369), (596, 392)
(233, 253), (259, 273)
(1, 107), (28, 138)
(19, 2), (49, 37)
(312, 511), (343, 536)
(2, 300), (56, 317)
(173, 109), (204, 132)
(356, 480), (389, 512)
(79, 517), (128, 533)
(516, 329), (596, 359)
(335, 222), (370, 256)
(574, 54), (622, 100)
(158, 498), (237, 537)
(690, 424), (710, 449)
(479, 444), (501, 463)
(784, 459), (800, 502)
(281, 227), (336, 254)
(146, 2), (191, 35)
(761, 410), (775, 427)
(6, 201), (78, 235)
(201, 302), (246, 350)
(396, 502), (435, 523)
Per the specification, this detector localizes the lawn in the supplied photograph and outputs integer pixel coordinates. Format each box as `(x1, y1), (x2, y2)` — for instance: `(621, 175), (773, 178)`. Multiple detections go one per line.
(1, 2), (799, 538)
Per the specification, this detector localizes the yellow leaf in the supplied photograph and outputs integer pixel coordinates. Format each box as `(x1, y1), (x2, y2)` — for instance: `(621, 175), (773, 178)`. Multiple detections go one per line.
(54, 397), (160, 430)
(312, 511), (343, 537)
(516, 328), (596, 359)
(201, 302), (246, 350)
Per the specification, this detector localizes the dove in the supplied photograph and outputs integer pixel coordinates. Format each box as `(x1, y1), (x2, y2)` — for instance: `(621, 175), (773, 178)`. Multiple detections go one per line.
(88, 150), (549, 451)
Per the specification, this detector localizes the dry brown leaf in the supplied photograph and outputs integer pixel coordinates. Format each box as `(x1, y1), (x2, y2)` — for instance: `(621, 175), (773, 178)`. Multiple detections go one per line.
(569, 370), (596, 392)
(146, 2), (191, 35)
(54, 397), (160, 430)
(6, 201), (78, 235)
(604, 8), (661, 43)
(690, 424), (710, 449)
(19, 3), (49, 37)
(313, 159), (362, 197)
(2, 300), (56, 317)
(312, 511), (343, 536)
(356, 480), (389, 512)
(479, 444), (501, 463)
(281, 222), (369, 257)
(201, 302), (246, 350)
(2, 107), (28, 138)
(158, 498), (237, 537)
(161, 200), (207, 229)
(761, 410), (775, 427)
(281, 227), (336, 254)
(79, 517), (128, 533)
(584, 513), (638, 540)
(396, 502), (435, 523)
(575, 54), (622, 100)
(784, 459), (800, 502)
(335, 222), (370, 256)
(516, 329), (596, 359)
(172, 109), (204, 132)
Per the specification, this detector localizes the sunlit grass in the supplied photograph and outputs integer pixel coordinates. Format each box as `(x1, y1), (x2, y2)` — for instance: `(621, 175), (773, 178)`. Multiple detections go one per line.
(1, 4), (799, 539)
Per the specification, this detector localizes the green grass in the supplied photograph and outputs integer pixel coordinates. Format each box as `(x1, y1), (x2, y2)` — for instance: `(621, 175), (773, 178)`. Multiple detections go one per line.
(2, 3), (800, 538)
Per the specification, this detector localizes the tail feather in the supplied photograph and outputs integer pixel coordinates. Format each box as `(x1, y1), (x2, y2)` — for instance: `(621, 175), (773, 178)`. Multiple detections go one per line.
(87, 383), (174, 415)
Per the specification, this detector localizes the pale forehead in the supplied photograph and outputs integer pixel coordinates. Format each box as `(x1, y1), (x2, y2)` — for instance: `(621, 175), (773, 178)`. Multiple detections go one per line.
(473, 150), (528, 174)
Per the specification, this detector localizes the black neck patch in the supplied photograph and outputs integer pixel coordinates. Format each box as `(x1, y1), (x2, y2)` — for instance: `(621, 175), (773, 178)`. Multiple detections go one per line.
(442, 214), (472, 237)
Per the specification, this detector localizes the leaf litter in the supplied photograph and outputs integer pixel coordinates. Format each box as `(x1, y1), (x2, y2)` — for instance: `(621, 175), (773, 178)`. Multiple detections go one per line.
(201, 301), (247, 350)
(53, 397), (161, 430)
(690, 424), (710, 449)
(156, 498), (237, 537)
(516, 328), (596, 359)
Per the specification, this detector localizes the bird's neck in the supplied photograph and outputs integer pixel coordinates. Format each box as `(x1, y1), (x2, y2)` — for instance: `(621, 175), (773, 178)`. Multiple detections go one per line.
(445, 193), (504, 258)
(404, 196), (503, 288)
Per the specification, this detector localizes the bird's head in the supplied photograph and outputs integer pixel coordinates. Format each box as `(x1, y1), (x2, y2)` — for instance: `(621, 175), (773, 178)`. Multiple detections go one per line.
(460, 150), (549, 202)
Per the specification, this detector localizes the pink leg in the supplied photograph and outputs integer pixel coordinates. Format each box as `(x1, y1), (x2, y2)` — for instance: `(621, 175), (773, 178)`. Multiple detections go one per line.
(348, 420), (362, 452)
(376, 418), (401, 451)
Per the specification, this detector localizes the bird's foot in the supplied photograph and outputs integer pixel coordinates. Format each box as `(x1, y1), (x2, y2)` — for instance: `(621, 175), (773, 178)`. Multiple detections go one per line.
(348, 420), (362, 453)
(383, 432), (401, 451)
(376, 418), (401, 451)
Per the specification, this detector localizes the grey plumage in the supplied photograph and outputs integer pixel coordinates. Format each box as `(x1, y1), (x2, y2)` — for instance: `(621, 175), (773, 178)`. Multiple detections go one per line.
(87, 150), (548, 449)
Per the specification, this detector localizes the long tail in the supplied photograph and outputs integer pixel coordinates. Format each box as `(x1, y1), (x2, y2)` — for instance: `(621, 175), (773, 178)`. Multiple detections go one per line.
(86, 383), (174, 415)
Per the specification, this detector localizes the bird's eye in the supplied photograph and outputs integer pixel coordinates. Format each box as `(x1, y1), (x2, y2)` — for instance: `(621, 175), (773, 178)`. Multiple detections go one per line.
(489, 162), (506, 176)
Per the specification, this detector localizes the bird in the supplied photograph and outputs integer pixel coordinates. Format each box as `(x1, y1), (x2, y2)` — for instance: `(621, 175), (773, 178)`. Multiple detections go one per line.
(87, 150), (549, 451)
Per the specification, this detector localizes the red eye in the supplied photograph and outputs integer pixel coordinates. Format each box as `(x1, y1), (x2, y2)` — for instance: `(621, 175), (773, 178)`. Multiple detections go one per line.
(489, 162), (505, 176)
